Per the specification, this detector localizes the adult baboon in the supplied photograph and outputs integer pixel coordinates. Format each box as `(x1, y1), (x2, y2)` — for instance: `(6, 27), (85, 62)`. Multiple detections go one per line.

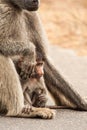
(0, 0), (87, 120)
(0, 0), (54, 119)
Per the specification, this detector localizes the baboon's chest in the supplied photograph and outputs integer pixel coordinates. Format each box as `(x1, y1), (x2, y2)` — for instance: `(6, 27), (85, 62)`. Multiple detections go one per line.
(11, 15), (30, 44)
(10, 11), (36, 44)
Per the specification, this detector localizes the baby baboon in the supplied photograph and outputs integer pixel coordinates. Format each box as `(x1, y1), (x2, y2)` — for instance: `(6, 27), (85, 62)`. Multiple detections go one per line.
(23, 78), (47, 108)
(14, 51), (48, 108)
(14, 53), (75, 110)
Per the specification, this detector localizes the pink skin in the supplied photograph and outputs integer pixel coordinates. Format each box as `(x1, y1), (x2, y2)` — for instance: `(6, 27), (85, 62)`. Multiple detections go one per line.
(35, 62), (44, 77)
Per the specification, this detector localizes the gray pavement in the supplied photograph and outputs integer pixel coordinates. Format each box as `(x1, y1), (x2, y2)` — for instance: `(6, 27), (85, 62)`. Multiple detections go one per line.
(0, 110), (87, 130)
(0, 45), (87, 130)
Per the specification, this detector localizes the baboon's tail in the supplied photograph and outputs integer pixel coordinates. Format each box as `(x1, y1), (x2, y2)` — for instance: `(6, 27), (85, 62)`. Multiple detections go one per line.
(44, 58), (87, 111)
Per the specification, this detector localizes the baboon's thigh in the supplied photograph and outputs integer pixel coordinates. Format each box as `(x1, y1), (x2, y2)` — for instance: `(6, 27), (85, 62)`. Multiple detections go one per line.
(0, 56), (24, 115)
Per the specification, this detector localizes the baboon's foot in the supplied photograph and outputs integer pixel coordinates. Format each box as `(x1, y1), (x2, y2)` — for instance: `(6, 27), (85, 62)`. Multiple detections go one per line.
(31, 107), (55, 119)
(21, 106), (55, 119)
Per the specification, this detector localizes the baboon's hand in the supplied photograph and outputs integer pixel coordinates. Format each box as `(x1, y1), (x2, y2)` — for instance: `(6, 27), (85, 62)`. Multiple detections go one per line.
(19, 63), (35, 81)
(22, 105), (33, 114)
(17, 56), (36, 81)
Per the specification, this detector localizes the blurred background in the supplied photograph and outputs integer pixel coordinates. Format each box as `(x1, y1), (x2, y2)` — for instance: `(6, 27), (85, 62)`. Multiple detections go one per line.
(39, 0), (87, 55)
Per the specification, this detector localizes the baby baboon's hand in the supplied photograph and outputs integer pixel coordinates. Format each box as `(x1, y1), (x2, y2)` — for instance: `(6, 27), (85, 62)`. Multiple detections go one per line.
(32, 88), (47, 107)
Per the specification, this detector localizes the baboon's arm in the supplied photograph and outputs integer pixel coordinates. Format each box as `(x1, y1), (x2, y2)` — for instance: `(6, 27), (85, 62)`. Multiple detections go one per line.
(0, 40), (35, 57)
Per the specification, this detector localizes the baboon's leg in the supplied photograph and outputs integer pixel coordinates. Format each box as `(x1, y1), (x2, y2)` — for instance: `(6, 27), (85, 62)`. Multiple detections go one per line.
(0, 56), (24, 116)
(0, 56), (54, 119)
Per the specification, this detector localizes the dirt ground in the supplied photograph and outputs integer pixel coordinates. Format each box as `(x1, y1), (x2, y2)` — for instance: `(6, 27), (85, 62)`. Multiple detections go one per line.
(39, 0), (87, 56)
